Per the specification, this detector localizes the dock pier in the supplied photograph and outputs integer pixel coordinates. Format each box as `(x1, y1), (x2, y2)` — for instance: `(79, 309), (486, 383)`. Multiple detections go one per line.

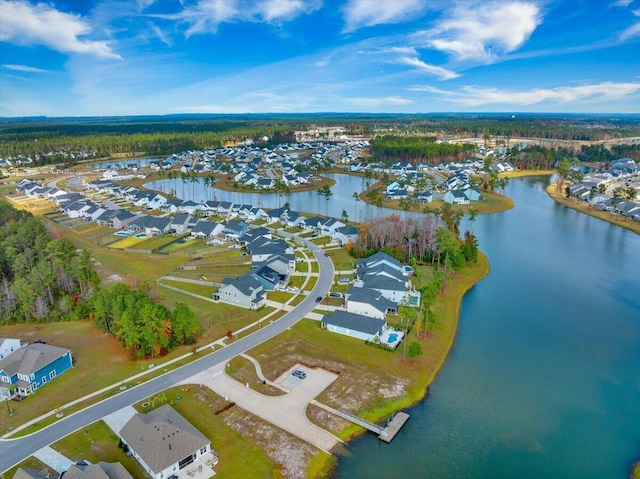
(312, 401), (409, 443)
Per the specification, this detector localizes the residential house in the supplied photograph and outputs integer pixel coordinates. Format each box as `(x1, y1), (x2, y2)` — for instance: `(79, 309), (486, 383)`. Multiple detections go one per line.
(120, 405), (212, 479)
(344, 287), (398, 319)
(144, 217), (172, 236)
(0, 338), (21, 360)
(224, 220), (248, 240)
(13, 469), (52, 479)
(332, 225), (358, 246)
(190, 221), (224, 239)
(64, 462), (134, 479)
(321, 311), (386, 342)
(444, 189), (471, 205)
(214, 274), (266, 309)
(111, 210), (137, 230)
(170, 213), (192, 235)
(0, 343), (73, 399)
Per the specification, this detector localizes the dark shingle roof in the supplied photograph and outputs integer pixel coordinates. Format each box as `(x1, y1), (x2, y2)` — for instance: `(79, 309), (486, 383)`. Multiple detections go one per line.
(322, 311), (385, 335)
(120, 405), (209, 475)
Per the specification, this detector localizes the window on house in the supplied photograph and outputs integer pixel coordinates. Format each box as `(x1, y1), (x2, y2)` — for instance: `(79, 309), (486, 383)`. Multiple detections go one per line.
(42, 376), (47, 384)
(50, 370), (56, 379)
(200, 446), (207, 454)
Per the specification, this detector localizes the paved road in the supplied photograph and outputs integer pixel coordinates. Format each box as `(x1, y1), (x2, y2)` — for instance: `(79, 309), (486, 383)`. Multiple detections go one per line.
(0, 237), (334, 472)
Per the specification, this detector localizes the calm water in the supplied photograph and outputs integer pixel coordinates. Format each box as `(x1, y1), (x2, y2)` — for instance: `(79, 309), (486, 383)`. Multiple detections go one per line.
(147, 174), (640, 478)
(146, 173), (401, 220)
(335, 176), (640, 479)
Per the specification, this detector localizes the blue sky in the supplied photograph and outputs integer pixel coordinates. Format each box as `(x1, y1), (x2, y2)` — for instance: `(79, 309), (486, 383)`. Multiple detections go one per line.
(1, 0), (639, 116)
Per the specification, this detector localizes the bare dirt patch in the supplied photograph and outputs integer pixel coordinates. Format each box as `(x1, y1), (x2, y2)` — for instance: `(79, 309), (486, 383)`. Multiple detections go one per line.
(221, 406), (318, 479)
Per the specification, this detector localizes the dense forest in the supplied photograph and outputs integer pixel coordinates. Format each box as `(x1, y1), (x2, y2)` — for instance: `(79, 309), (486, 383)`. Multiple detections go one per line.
(351, 207), (478, 269)
(512, 143), (640, 169)
(370, 135), (476, 164)
(0, 200), (99, 323)
(0, 201), (200, 358)
(88, 284), (200, 359)
(1, 114), (638, 164)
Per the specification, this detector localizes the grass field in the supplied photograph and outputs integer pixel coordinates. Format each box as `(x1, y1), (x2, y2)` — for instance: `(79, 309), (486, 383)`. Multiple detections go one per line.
(0, 321), (191, 433)
(52, 421), (148, 479)
(326, 247), (354, 271)
(160, 279), (218, 297)
(50, 388), (278, 479)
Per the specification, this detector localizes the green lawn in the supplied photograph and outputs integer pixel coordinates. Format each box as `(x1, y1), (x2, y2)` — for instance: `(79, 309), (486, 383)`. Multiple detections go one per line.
(310, 236), (331, 246)
(60, 388), (276, 479)
(267, 291), (294, 303)
(326, 247), (355, 271)
(160, 279), (218, 298)
(52, 421), (148, 479)
(134, 234), (183, 250)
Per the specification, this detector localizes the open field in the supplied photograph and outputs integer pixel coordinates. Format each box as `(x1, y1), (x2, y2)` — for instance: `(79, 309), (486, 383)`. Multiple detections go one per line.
(546, 184), (640, 235)
(0, 321), (191, 433)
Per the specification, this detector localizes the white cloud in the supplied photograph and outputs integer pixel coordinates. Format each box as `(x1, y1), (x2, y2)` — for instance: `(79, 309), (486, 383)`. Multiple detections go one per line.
(611, 0), (633, 6)
(634, 9), (640, 16)
(160, 0), (321, 37)
(416, 1), (541, 62)
(411, 82), (640, 106)
(620, 22), (640, 40)
(345, 96), (414, 107)
(150, 22), (172, 47)
(342, 0), (426, 32)
(258, 0), (319, 22)
(2, 63), (50, 73)
(0, 0), (121, 59)
(397, 56), (459, 80)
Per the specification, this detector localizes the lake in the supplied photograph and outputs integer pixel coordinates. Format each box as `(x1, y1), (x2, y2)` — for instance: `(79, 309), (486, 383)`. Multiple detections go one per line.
(335, 175), (640, 479)
(146, 173), (640, 478)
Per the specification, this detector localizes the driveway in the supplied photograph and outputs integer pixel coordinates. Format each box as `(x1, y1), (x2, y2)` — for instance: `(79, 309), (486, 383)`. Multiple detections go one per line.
(180, 364), (341, 453)
(33, 447), (74, 474)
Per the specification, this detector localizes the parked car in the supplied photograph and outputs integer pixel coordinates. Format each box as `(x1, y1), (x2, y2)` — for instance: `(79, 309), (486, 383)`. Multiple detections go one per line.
(292, 370), (306, 379)
(329, 292), (342, 298)
(316, 296), (323, 303)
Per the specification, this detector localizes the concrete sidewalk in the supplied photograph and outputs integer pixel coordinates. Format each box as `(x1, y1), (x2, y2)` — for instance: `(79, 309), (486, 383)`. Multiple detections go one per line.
(178, 364), (342, 453)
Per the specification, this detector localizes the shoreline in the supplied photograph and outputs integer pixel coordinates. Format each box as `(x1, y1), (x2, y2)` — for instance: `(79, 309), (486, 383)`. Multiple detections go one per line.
(322, 253), (491, 476)
(546, 183), (640, 236)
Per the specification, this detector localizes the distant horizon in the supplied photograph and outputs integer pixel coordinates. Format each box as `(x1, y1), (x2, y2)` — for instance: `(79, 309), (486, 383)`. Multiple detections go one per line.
(2, 111), (640, 121)
(1, 0), (639, 116)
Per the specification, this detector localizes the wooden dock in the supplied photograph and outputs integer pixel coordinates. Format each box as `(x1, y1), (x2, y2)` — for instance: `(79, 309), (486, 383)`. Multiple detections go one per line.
(378, 411), (410, 443)
(312, 401), (409, 443)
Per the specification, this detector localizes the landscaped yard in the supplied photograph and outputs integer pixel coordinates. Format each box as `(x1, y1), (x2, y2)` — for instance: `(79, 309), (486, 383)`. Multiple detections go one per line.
(326, 247), (354, 271)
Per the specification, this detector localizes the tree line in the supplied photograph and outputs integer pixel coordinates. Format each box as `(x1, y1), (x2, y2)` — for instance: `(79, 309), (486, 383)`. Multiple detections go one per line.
(0, 200), (99, 323)
(370, 135), (476, 164)
(512, 143), (640, 170)
(0, 200), (200, 359)
(88, 283), (200, 359)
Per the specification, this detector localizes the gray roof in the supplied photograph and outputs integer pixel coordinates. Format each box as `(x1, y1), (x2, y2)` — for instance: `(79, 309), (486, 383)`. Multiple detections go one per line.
(361, 275), (406, 292)
(120, 405), (210, 474)
(322, 311), (385, 335)
(64, 463), (133, 479)
(346, 287), (397, 313)
(13, 469), (51, 479)
(228, 273), (264, 296)
(0, 343), (70, 377)
(356, 252), (402, 271)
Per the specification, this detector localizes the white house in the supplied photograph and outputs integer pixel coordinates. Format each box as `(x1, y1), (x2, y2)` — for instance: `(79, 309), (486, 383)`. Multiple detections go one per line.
(120, 405), (214, 479)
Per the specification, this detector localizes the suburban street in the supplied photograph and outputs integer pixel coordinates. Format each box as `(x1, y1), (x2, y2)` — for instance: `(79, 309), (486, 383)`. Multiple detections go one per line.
(0, 237), (334, 472)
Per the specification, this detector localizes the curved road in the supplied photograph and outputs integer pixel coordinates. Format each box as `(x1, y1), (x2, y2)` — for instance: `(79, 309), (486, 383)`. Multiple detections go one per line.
(0, 235), (334, 472)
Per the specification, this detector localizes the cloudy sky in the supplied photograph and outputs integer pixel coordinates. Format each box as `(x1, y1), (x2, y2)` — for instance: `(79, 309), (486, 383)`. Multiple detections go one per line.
(1, 0), (639, 116)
